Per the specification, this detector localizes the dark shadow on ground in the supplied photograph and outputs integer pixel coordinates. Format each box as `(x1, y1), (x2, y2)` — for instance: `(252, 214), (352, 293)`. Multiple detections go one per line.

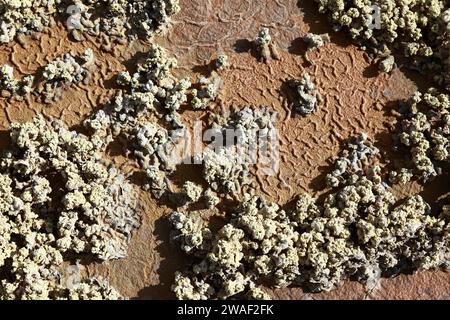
(192, 61), (215, 77)
(102, 73), (121, 90)
(419, 169), (450, 214)
(278, 80), (296, 115)
(122, 51), (149, 75)
(397, 55), (438, 93)
(105, 136), (132, 157)
(363, 62), (380, 78)
(135, 216), (188, 299)
(296, 0), (331, 35)
(233, 39), (260, 61)
(288, 36), (308, 57)
(290, 0), (354, 68)
(0, 130), (10, 152)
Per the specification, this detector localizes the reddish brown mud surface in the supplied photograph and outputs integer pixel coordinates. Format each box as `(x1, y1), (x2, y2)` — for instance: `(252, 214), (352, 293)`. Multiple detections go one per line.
(1, 0), (448, 299)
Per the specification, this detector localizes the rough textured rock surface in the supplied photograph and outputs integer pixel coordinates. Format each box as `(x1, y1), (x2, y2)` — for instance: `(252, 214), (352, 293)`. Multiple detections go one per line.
(0, 0), (449, 299)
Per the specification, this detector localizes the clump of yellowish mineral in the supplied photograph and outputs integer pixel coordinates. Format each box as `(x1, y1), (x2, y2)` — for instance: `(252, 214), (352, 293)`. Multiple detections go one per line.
(0, 116), (139, 299)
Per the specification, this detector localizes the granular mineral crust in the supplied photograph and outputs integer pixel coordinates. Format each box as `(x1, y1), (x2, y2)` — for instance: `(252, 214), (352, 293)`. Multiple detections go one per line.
(214, 54), (230, 71)
(378, 55), (396, 73)
(171, 134), (450, 298)
(1, 49), (94, 102)
(182, 181), (203, 203)
(38, 49), (95, 103)
(288, 74), (323, 115)
(66, 0), (180, 40)
(169, 210), (212, 255)
(0, 0), (60, 43)
(85, 44), (193, 198)
(198, 106), (278, 195)
(1, 0), (450, 302)
(325, 133), (379, 187)
(0, 0), (180, 43)
(191, 72), (222, 110)
(64, 278), (124, 300)
(86, 44), (189, 135)
(255, 27), (281, 62)
(199, 147), (251, 195)
(314, 0), (450, 91)
(394, 88), (449, 181)
(0, 64), (33, 97)
(0, 116), (139, 299)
